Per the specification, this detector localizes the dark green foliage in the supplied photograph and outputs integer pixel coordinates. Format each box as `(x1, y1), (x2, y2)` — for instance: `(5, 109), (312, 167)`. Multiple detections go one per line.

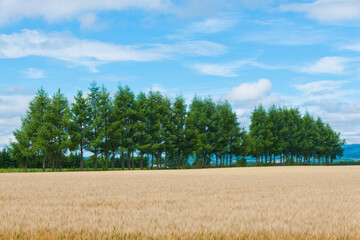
(249, 105), (345, 165)
(69, 90), (89, 170)
(8, 84), (345, 170)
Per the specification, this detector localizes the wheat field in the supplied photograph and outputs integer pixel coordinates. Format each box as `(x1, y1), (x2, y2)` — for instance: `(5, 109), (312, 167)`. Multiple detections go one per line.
(0, 166), (359, 239)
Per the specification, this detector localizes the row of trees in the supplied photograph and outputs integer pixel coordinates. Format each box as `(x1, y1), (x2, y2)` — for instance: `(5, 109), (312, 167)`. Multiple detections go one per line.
(249, 106), (345, 165)
(9, 83), (246, 172)
(0, 148), (16, 168)
(6, 83), (344, 171)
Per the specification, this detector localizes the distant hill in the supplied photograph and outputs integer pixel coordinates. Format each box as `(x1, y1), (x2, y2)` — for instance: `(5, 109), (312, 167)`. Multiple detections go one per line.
(342, 144), (360, 160)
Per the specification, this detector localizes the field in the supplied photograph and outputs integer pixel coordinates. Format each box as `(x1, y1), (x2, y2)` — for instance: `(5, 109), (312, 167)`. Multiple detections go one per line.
(0, 166), (359, 239)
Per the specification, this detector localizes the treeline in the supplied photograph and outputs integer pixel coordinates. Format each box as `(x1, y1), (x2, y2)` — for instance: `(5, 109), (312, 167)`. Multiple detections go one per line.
(6, 83), (344, 171)
(249, 106), (345, 165)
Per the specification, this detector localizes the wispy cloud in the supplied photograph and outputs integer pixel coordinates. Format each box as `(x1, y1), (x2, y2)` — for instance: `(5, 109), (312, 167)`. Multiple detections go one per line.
(78, 13), (108, 31)
(23, 68), (44, 79)
(0, 0), (173, 26)
(294, 80), (349, 96)
(241, 28), (329, 46)
(342, 43), (360, 52)
(299, 57), (349, 75)
(280, 0), (360, 23)
(192, 56), (352, 77)
(0, 30), (226, 72)
(191, 60), (249, 77)
(0, 87), (36, 96)
(183, 17), (236, 35)
(167, 16), (237, 40)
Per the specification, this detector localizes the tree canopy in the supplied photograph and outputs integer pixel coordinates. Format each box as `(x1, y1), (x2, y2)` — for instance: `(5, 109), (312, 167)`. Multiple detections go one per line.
(4, 83), (345, 171)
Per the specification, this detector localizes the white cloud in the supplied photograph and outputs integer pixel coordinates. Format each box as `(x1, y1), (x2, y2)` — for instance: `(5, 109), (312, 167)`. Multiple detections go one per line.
(242, 29), (328, 46)
(0, 87), (35, 95)
(191, 59), (287, 77)
(23, 68), (44, 79)
(78, 13), (107, 31)
(0, 0), (173, 26)
(145, 83), (179, 100)
(184, 17), (236, 34)
(226, 78), (272, 101)
(240, 0), (276, 9)
(280, 0), (360, 23)
(342, 43), (360, 52)
(0, 29), (226, 72)
(168, 16), (237, 40)
(191, 60), (248, 77)
(294, 80), (348, 96)
(0, 95), (33, 148)
(288, 79), (360, 143)
(299, 57), (348, 75)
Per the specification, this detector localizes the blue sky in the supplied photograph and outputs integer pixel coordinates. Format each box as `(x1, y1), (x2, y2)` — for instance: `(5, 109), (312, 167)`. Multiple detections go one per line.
(1, 0), (360, 147)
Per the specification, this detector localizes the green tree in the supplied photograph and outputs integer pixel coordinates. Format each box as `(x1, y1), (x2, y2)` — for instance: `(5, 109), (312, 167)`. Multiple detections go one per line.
(70, 90), (89, 171)
(172, 95), (187, 168)
(27, 88), (51, 172)
(98, 86), (113, 170)
(134, 92), (151, 170)
(249, 105), (267, 164)
(48, 89), (71, 171)
(113, 86), (136, 170)
(86, 82), (102, 170)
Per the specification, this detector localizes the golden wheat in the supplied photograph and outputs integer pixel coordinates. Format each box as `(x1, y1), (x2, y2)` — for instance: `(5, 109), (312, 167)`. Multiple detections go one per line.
(0, 166), (359, 239)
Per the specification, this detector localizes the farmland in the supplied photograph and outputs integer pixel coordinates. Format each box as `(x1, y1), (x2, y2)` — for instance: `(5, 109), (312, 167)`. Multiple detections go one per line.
(0, 166), (359, 239)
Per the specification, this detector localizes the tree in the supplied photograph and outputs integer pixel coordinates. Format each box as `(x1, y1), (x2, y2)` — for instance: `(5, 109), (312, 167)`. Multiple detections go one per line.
(48, 89), (71, 171)
(113, 85), (136, 170)
(70, 90), (89, 171)
(86, 82), (102, 170)
(172, 95), (187, 168)
(134, 92), (151, 170)
(27, 88), (51, 172)
(98, 86), (113, 170)
(249, 105), (267, 164)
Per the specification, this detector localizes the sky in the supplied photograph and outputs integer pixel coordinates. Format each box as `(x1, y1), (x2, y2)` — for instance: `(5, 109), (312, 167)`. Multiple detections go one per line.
(1, 0), (360, 148)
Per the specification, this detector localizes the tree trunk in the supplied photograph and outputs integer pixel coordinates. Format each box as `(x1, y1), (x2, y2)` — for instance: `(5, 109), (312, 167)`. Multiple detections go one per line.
(105, 150), (109, 171)
(140, 152), (143, 170)
(229, 153), (232, 167)
(177, 152), (180, 169)
(151, 154), (154, 169)
(165, 152), (168, 169)
(80, 141), (83, 171)
(215, 153), (218, 167)
(42, 151), (46, 172)
(131, 151), (134, 170)
(202, 152), (206, 168)
(24, 156), (28, 172)
(121, 151), (124, 170)
(273, 154), (276, 165)
(196, 153), (199, 168)
(127, 151), (131, 170)
(59, 152), (62, 172)
(94, 149), (98, 171)
(111, 150), (115, 170)
(181, 153), (184, 168)
(52, 157), (55, 172)
(157, 152), (160, 169)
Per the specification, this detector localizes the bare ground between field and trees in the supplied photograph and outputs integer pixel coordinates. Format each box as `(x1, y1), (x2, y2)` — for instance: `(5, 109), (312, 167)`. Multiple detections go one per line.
(0, 166), (359, 239)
